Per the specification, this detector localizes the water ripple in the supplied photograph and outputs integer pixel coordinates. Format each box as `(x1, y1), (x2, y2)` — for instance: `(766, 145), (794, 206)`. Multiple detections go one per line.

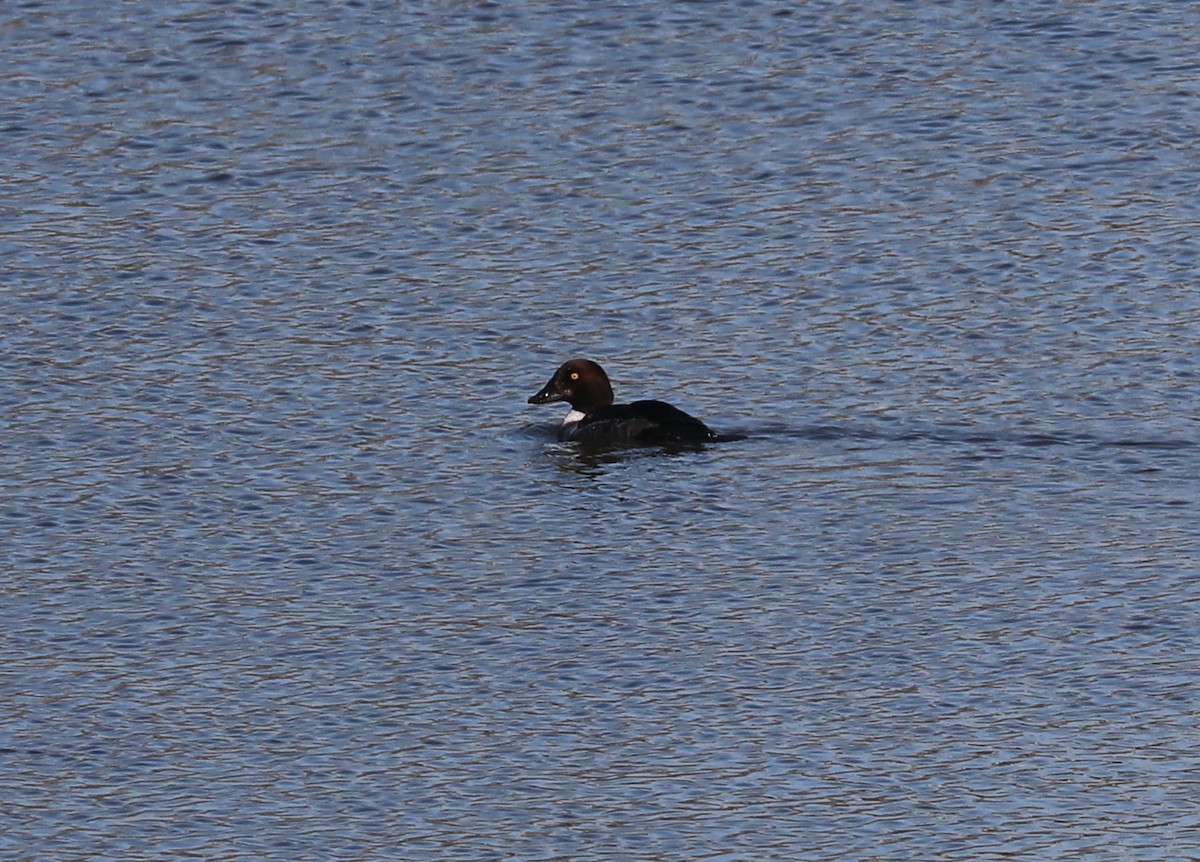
(4, 1), (1199, 859)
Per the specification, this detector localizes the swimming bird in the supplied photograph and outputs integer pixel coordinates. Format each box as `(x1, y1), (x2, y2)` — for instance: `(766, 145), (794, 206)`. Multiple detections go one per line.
(528, 358), (728, 446)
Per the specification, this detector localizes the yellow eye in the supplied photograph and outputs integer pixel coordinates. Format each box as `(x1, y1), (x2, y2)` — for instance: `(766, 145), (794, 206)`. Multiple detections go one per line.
(569, 372), (579, 380)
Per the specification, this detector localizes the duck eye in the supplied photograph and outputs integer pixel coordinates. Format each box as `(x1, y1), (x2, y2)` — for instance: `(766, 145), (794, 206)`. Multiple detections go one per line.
(569, 372), (579, 380)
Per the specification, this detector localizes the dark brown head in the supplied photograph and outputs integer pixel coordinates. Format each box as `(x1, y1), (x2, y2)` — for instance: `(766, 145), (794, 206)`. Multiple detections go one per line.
(527, 358), (615, 414)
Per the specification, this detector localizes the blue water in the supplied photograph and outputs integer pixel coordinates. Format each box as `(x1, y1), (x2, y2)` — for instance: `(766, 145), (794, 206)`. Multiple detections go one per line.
(3, 2), (1198, 859)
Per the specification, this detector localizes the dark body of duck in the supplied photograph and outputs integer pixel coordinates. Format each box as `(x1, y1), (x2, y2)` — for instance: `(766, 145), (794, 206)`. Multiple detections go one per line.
(528, 358), (721, 446)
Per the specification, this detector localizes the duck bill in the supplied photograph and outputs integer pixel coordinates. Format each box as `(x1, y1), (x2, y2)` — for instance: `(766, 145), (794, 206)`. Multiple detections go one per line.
(528, 381), (564, 405)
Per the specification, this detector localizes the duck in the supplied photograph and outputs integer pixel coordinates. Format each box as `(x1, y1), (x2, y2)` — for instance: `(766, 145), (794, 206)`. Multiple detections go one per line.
(528, 358), (728, 446)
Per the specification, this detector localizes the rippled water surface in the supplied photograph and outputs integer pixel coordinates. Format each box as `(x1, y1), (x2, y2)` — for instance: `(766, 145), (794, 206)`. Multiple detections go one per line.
(3, 1), (1198, 859)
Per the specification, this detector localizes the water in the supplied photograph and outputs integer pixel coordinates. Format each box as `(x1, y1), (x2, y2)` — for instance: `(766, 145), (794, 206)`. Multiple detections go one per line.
(3, 1), (1198, 859)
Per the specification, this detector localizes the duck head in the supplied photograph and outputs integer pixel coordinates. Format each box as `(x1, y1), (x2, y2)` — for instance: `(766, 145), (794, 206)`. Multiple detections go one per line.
(528, 358), (615, 414)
